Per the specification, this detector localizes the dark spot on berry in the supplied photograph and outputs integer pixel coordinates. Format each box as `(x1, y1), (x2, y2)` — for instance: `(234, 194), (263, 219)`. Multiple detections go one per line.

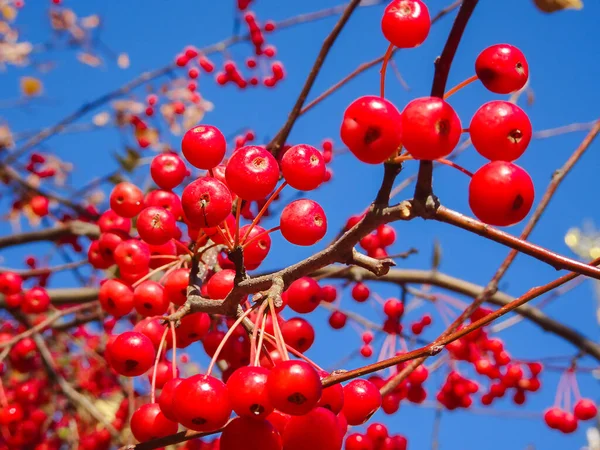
(314, 215), (323, 227)
(297, 338), (306, 348)
(124, 359), (139, 372)
(515, 62), (525, 75)
(250, 404), (265, 415)
(364, 126), (381, 145)
(512, 194), (524, 210)
(143, 302), (153, 310)
(191, 417), (207, 425)
(508, 129), (523, 144)
(477, 68), (496, 84)
(107, 297), (115, 308)
(288, 392), (308, 405)
(436, 119), (450, 136)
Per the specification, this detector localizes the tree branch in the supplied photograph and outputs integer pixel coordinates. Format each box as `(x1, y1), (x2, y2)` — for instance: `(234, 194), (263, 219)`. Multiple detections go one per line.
(0, 220), (99, 250)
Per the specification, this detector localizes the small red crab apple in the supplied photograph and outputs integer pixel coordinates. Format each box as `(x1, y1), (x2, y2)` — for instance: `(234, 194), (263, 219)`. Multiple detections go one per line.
(130, 403), (178, 442)
(225, 145), (280, 200)
(181, 176), (233, 227)
(574, 398), (598, 421)
(182, 125), (227, 169)
(136, 206), (177, 245)
(98, 279), (134, 317)
(476, 44), (529, 94)
(281, 144), (326, 191)
(342, 379), (382, 425)
(150, 153), (187, 190)
(267, 360), (322, 416)
(469, 101), (532, 162)
(0, 272), (23, 295)
(109, 182), (144, 218)
(280, 199), (327, 246)
(468, 161), (534, 227)
(107, 331), (156, 377)
(340, 96), (402, 164)
(226, 366), (274, 419)
(282, 407), (343, 450)
(400, 97), (462, 160)
(381, 0), (431, 48)
(220, 417), (282, 450)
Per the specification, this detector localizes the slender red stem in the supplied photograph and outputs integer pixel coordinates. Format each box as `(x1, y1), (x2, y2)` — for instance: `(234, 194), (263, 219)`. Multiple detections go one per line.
(150, 328), (169, 404)
(444, 74), (478, 99)
(241, 182), (288, 243)
(241, 226), (281, 249)
(380, 43), (395, 98)
(436, 158), (473, 177)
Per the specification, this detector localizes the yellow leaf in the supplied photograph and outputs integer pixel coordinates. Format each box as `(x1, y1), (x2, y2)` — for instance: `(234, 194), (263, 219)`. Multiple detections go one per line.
(533, 0), (583, 13)
(1, 5), (17, 22)
(20, 76), (43, 96)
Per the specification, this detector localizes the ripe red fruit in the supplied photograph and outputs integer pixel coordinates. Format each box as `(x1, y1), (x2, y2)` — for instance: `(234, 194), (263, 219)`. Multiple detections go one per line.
(0, 404), (24, 425)
(108, 331), (156, 377)
(21, 286), (50, 314)
(328, 311), (347, 330)
(400, 97), (462, 160)
(181, 177), (233, 227)
(99, 279), (134, 317)
(340, 96), (402, 164)
(136, 206), (177, 245)
(281, 317), (315, 352)
(114, 239), (151, 273)
(383, 298), (404, 318)
(177, 312), (211, 342)
(109, 182), (144, 218)
(559, 412), (578, 434)
(163, 268), (190, 306)
(342, 379), (382, 425)
(469, 101), (532, 162)
(173, 374), (232, 431)
(286, 277), (322, 313)
(133, 280), (169, 316)
(226, 366), (273, 419)
(475, 44), (529, 94)
(468, 161), (534, 227)
(150, 153), (187, 190)
(30, 195), (50, 216)
(351, 283), (370, 302)
(225, 146), (279, 200)
(145, 189), (183, 220)
(282, 407), (343, 450)
(543, 407), (564, 429)
(220, 417), (282, 450)
(345, 433), (374, 450)
(281, 144), (326, 191)
(280, 199), (327, 246)
(240, 224), (271, 264)
(381, 0), (430, 48)
(98, 209), (131, 233)
(0, 272), (23, 295)
(317, 371), (345, 414)
(158, 377), (183, 421)
(267, 360), (322, 415)
(182, 125), (226, 169)
(130, 403), (178, 442)
(206, 269), (235, 299)
(574, 398), (597, 421)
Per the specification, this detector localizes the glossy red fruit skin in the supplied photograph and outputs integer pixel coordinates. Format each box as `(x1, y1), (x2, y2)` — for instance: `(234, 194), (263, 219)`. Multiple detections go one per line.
(109, 182), (144, 218)
(281, 144), (326, 191)
(543, 407), (564, 429)
(151, 153), (187, 190)
(400, 97), (461, 160)
(137, 206), (177, 245)
(281, 317), (315, 353)
(574, 398), (598, 421)
(0, 272), (23, 295)
(342, 379), (382, 425)
(225, 146), (279, 200)
(381, 0), (430, 48)
(340, 96), (402, 164)
(475, 44), (529, 94)
(177, 312), (210, 343)
(240, 224), (271, 264)
(469, 101), (532, 162)
(345, 433), (375, 450)
(182, 125), (226, 169)
(206, 269), (236, 299)
(145, 189), (183, 220)
(21, 287), (50, 314)
(163, 268), (190, 306)
(317, 371), (345, 414)
(282, 407), (343, 450)
(280, 199), (327, 246)
(158, 377), (183, 421)
(108, 331), (156, 377)
(559, 412), (578, 434)
(130, 403), (178, 442)
(181, 177), (232, 227)
(286, 277), (321, 314)
(226, 366), (274, 419)
(468, 161), (534, 227)
(172, 374), (232, 431)
(99, 279), (134, 317)
(220, 417), (282, 450)
(133, 280), (169, 316)
(267, 360), (322, 416)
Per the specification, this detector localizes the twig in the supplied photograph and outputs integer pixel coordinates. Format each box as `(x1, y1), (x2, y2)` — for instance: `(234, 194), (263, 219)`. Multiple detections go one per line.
(0, 220), (99, 250)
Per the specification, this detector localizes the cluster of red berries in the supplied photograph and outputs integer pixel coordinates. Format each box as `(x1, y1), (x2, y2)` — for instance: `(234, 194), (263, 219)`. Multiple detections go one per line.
(339, 0), (536, 227)
(345, 423), (407, 450)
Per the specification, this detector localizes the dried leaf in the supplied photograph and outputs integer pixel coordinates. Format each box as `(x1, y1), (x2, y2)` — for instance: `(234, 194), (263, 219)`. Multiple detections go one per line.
(117, 53), (130, 69)
(1, 5), (17, 22)
(81, 14), (100, 29)
(431, 239), (442, 271)
(20, 76), (43, 96)
(115, 147), (141, 173)
(77, 52), (102, 67)
(92, 112), (110, 127)
(533, 0), (583, 13)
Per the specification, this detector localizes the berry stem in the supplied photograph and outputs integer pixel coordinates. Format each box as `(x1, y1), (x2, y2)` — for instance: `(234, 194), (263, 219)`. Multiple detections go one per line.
(268, 297), (289, 361)
(150, 327), (170, 404)
(169, 314), (177, 379)
(234, 198), (242, 247)
(249, 300), (270, 366)
(215, 224), (234, 249)
(241, 181), (288, 243)
(568, 370), (581, 400)
(241, 226), (281, 249)
(436, 158), (473, 177)
(206, 305), (257, 376)
(379, 43), (395, 98)
(132, 259), (181, 288)
(254, 308), (269, 367)
(443, 74), (478, 99)
(173, 239), (194, 256)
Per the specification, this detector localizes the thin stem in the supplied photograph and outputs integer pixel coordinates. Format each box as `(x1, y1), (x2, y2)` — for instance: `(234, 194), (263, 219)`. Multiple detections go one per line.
(436, 158), (473, 177)
(242, 182), (288, 243)
(268, 298), (289, 361)
(443, 74), (478, 99)
(380, 43), (395, 98)
(151, 328), (170, 404)
(254, 309), (269, 367)
(132, 260), (180, 288)
(241, 226), (281, 249)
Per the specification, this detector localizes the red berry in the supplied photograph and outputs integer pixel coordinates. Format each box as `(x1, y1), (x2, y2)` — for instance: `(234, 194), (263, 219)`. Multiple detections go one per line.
(206, 269), (236, 299)
(383, 298), (404, 318)
(182, 125), (226, 169)
(286, 277), (321, 314)
(328, 311), (347, 330)
(130, 403), (178, 442)
(150, 153), (187, 190)
(381, 0), (431, 48)
(137, 206), (177, 245)
(21, 286), (50, 314)
(99, 279), (134, 317)
(267, 360), (322, 416)
(226, 366), (273, 419)
(220, 417), (282, 450)
(340, 96), (402, 164)
(226, 146), (279, 200)
(574, 398), (597, 421)
(280, 199), (327, 246)
(114, 239), (150, 273)
(240, 224), (271, 264)
(559, 412), (578, 434)
(281, 144), (326, 191)
(182, 177), (232, 227)
(317, 371), (345, 414)
(345, 433), (374, 450)
(158, 377), (183, 421)
(30, 195), (50, 216)
(469, 101), (532, 162)
(145, 189), (183, 220)
(98, 209), (131, 233)
(163, 268), (190, 306)
(475, 44), (529, 94)
(468, 161), (534, 226)
(282, 407), (343, 450)
(173, 374), (232, 431)
(400, 97), (462, 160)
(133, 280), (169, 316)
(110, 182), (144, 218)
(281, 317), (315, 352)
(543, 407), (564, 429)
(342, 379), (382, 425)
(352, 283), (370, 302)
(108, 331), (155, 377)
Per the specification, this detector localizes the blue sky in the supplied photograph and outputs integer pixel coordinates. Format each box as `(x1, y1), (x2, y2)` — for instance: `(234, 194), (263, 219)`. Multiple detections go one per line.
(1, 1), (599, 448)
